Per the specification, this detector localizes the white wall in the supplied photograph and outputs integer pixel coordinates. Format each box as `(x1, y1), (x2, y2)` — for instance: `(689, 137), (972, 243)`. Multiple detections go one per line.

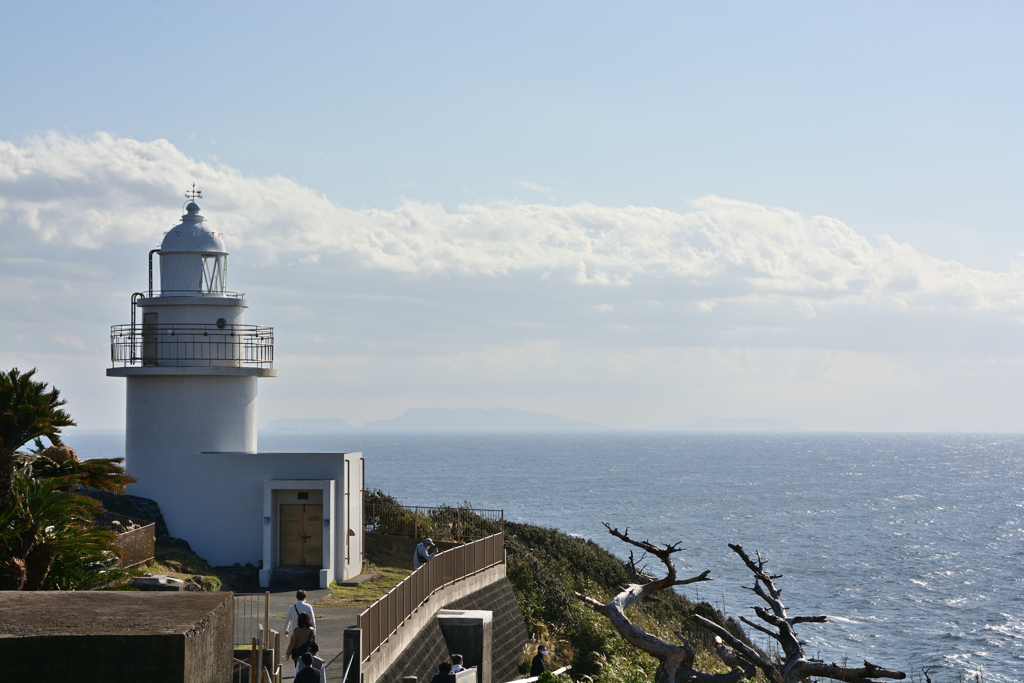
(127, 451), (362, 584)
(346, 454), (364, 573)
(125, 375), (258, 500)
(137, 296), (248, 327)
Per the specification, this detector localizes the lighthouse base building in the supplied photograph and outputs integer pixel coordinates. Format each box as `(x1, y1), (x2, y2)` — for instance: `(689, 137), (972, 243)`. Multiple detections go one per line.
(107, 197), (362, 588)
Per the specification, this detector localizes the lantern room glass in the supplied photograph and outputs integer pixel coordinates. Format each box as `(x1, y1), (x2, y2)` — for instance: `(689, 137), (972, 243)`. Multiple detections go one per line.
(202, 254), (227, 294)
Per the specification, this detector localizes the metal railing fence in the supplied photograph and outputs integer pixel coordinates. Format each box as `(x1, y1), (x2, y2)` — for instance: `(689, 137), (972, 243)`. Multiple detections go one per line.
(110, 323), (274, 368)
(92, 510), (147, 530)
(364, 504), (503, 543)
(233, 593), (283, 683)
(234, 592), (271, 647)
(150, 290), (245, 299)
(356, 531), (504, 662)
(91, 511), (156, 568)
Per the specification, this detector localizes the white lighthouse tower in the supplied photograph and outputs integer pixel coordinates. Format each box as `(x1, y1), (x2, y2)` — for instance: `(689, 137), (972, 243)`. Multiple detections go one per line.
(109, 191), (363, 588)
(110, 195), (276, 486)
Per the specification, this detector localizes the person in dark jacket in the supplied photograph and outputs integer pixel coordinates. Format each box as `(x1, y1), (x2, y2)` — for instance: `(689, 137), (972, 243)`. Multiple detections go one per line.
(295, 653), (320, 683)
(530, 645), (548, 676)
(431, 661), (454, 683)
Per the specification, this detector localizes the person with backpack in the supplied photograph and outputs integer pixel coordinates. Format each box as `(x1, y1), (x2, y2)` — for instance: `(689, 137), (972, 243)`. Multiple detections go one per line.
(284, 589), (317, 636)
(286, 612), (319, 671)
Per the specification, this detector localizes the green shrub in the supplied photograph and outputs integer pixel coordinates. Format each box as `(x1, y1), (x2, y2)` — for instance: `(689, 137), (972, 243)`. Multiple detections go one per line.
(501, 520), (749, 681)
(370, 490), (751, 683)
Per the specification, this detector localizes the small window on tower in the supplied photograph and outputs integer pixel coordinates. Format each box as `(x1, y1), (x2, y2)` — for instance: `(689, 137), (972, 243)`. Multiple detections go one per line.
(297, 492), (309, 500)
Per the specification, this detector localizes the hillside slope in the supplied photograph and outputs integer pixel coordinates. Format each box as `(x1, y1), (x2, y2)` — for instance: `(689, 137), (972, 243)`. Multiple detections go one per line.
(501, 520), (750, 680)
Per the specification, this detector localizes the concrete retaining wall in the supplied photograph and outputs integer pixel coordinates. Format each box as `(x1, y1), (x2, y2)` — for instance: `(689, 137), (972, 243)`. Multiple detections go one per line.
(366, 532), (460, 569)
(366, 568), (529, 683)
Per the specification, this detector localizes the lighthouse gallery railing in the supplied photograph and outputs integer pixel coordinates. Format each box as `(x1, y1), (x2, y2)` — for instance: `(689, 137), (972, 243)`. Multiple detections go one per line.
(109, 323), (275, 368)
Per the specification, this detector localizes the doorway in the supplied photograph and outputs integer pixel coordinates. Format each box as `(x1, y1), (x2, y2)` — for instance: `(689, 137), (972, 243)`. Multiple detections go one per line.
(142, 312), (158, 365)
(279, 503), (323, 567)
(261, 480), (335, 589)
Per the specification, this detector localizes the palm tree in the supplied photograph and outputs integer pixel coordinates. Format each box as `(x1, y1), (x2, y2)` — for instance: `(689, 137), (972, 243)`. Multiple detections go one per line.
(0, 471), (110, 589)
(0, 367), (135, 590)
(27, 443), (134, 494)
(0, 368), (75, 509)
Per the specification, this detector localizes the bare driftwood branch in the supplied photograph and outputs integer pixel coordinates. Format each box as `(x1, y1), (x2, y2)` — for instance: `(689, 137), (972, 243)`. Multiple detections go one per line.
(693, 614), (775, 673)
(738, 615), (781, 642)
(790, 615), (828, 625)
(710, 635), (758, 680)
(603, 523), (713, 588)
(625, 549), (657, 585)
(574, 524), (743, 683)
(693, 544), (907, 683)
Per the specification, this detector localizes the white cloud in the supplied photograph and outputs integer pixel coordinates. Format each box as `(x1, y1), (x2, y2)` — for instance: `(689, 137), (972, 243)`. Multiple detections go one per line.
(2, 132), (1022, 431)
(3, 132), (1021, 316)
(516, 180), (552, 193)
(55, 334), (88, 351)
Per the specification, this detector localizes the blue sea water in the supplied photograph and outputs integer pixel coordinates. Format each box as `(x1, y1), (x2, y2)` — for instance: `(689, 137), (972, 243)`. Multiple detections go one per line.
(66, 430), (1023, 682)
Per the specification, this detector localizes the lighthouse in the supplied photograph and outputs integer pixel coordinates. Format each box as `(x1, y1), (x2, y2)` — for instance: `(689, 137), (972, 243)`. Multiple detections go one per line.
(109, 192), (363, 588)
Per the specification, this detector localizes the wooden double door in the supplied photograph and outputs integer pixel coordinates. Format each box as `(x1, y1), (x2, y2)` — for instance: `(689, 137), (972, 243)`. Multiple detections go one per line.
(279, 504), (323, 567)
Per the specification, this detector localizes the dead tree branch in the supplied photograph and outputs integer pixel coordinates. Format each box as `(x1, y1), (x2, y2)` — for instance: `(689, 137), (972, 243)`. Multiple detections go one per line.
(738, 615), (781, 642)
(625, 549), (657, 585)
(574, 524), (745, 683)
(694, 544), (907, 683)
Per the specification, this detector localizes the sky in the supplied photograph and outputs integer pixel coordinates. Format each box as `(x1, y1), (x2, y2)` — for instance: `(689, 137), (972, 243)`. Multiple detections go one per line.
(1, 1), (1021, 431)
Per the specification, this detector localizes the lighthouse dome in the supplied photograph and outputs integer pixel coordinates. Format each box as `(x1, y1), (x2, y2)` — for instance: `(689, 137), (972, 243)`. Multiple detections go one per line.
(158, 200), (229, 296)
(160, 202), (226, 254)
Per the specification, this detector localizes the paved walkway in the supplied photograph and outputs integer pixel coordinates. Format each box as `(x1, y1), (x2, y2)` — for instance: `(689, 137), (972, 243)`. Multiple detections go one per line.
(269, 588), (363, 682)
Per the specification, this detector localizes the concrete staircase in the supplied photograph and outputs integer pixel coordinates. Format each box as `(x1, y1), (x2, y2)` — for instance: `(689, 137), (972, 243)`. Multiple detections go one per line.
(269, 566), (322, 591)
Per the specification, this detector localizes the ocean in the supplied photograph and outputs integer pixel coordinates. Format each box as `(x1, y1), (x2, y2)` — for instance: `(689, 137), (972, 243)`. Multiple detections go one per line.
(65, 430), (1023, 682)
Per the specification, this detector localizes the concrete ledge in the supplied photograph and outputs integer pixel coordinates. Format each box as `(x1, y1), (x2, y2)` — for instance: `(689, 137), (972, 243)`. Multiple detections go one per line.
(0, 591), (234, 683)
(137, 296), (250, 307)
(363, 564), (507, 683)
(337, 573), (375, 587)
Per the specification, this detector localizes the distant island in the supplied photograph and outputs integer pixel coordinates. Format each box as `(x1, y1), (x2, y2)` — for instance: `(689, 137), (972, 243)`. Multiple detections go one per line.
(263, 408), (608, 432)
(364, 407), (610, 432)
(651, 417), (801, 432)
(263, 412), (800, 433)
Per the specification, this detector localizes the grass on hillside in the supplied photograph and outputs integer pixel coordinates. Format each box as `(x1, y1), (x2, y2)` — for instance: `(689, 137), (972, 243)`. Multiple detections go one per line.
(127, 560), (223, 590)
(362, 495), (757, 682)
(501, 521), (749, 680)
(103, 539), (223, 591)
(318, 565), (413, 608)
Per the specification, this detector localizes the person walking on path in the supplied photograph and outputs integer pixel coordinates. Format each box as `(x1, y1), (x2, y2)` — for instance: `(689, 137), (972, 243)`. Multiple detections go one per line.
(431, 661), (454, 683)
(530, 645), (548, 677)
(285, 589), (317, 636)
(294, 653), (321, 683)
(414, 538), (436, 569)
(285, 612), (317, 670)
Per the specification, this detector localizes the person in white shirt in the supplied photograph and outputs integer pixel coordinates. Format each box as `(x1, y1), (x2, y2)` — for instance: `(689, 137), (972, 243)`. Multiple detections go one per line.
(451, 654), (464, 673)
(284, 589), (317, 637)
